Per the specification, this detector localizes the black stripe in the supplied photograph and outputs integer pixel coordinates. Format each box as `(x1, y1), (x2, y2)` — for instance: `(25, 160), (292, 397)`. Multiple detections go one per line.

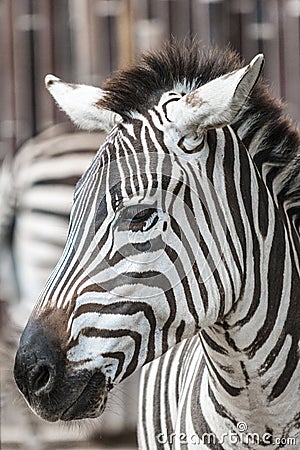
(32, 175), (81, 187)
(101, 352), (125, 380)
(201, 338), (243, 397)
(201, 329), (228, 356)
(81, 327), (141, 380)
(246, 215), (285, 358)
(73, 301), (156, 363)
(29, 208), (70, 222)
(190, 358), (225, 450)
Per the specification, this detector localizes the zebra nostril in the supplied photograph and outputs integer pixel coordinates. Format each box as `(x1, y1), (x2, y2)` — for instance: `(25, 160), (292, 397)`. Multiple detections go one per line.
(31, 363), (55, 396)
(14, 322), (63, 402)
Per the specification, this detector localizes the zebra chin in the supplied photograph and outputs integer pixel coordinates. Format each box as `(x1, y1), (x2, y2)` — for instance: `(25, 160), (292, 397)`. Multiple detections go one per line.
(13, 318), (113, 422)
(33, 371), (110, 422)
(59, 372), (110, 422)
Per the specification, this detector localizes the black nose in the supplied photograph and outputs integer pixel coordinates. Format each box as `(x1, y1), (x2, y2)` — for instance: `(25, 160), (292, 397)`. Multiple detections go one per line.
(14, 322), (59, 400)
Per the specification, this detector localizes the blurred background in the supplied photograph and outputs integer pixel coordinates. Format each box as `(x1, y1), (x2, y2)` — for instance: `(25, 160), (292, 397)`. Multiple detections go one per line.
(1, 0), (300, 159)
(0, 0), (299, 449)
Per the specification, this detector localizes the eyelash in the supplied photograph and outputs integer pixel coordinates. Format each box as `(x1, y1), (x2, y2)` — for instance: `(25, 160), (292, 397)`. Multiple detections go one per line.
(122, 207), (157, 232)
(131, 208), (155, 223)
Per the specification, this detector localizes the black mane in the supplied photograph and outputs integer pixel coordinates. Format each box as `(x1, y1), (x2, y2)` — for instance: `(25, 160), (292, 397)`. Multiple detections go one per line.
(99, 41), (244, 117)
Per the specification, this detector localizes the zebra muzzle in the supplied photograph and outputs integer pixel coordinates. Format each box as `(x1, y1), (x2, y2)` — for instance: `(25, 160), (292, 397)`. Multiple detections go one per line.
(14, 320), (110, 421)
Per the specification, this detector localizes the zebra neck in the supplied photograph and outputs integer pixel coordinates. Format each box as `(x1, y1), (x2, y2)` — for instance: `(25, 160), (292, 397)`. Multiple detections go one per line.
(198, 292), (300, 439)
(197, 229), (300, 438)
(193, 176), (300, 435)
(233, 104), (300, 242)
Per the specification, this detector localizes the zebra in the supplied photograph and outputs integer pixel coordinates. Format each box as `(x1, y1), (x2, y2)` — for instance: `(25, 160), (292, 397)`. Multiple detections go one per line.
(0, 124), (137, 442)
(0, 123), (102, 326)
(0, 124), (100, 448)
(14, 42), (300, 449)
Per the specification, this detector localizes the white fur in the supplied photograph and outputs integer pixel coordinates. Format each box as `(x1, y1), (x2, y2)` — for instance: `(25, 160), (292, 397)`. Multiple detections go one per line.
(44, 74), (122, 132)
(167, 54), (264, 136)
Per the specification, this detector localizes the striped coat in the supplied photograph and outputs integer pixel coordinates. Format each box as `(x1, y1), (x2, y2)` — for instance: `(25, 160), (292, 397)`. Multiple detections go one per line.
(13, 42), (300, 449)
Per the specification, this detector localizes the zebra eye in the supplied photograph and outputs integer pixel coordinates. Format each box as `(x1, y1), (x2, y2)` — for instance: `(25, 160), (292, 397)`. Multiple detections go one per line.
(131, 208), (156, 224)
(120, 206), (157, 232)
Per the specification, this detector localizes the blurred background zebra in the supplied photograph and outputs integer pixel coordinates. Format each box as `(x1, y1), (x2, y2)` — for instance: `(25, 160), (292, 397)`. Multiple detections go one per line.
(0, 124), (138, 448)
(0, 123), (102, 324)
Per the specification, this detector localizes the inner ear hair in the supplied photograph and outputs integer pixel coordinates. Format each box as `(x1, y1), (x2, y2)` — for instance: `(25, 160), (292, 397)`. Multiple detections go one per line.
(177, 131), (206, 154)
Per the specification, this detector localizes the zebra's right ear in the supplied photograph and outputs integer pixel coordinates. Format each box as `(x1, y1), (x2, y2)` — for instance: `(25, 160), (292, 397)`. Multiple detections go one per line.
(44, 75), (122, 133)
(167, 54), (264, 136)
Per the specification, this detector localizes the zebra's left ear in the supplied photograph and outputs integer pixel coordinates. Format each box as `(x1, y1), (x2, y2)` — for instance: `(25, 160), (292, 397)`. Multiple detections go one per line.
(168, 54), (264, 136)
(44, 75), (122, 133)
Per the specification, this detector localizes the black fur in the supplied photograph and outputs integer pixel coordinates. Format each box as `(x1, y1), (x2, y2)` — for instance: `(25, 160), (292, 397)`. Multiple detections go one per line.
(99, 40), (243, 117)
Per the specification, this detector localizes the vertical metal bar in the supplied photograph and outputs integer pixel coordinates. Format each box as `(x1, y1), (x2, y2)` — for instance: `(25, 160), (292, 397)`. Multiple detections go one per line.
(12, 0), (34, 147)
(117, 0), (135, 67)
(188, 0), (193, 41)
(167, 0), (172, 38)
(255, 0), (264, 53)
(147, 0), (153, 20)
(68, 0), (92, 83)
(0, 0), (16, 158)
(34, 0), (55, 130)
(228, 0), (243, 54)
(28, 0), (37, 136)
(277, 0), (286, 100)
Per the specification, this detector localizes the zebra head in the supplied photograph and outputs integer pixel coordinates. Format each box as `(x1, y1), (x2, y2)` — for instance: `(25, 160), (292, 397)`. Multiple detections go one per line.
(14, 45), (264, 422)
